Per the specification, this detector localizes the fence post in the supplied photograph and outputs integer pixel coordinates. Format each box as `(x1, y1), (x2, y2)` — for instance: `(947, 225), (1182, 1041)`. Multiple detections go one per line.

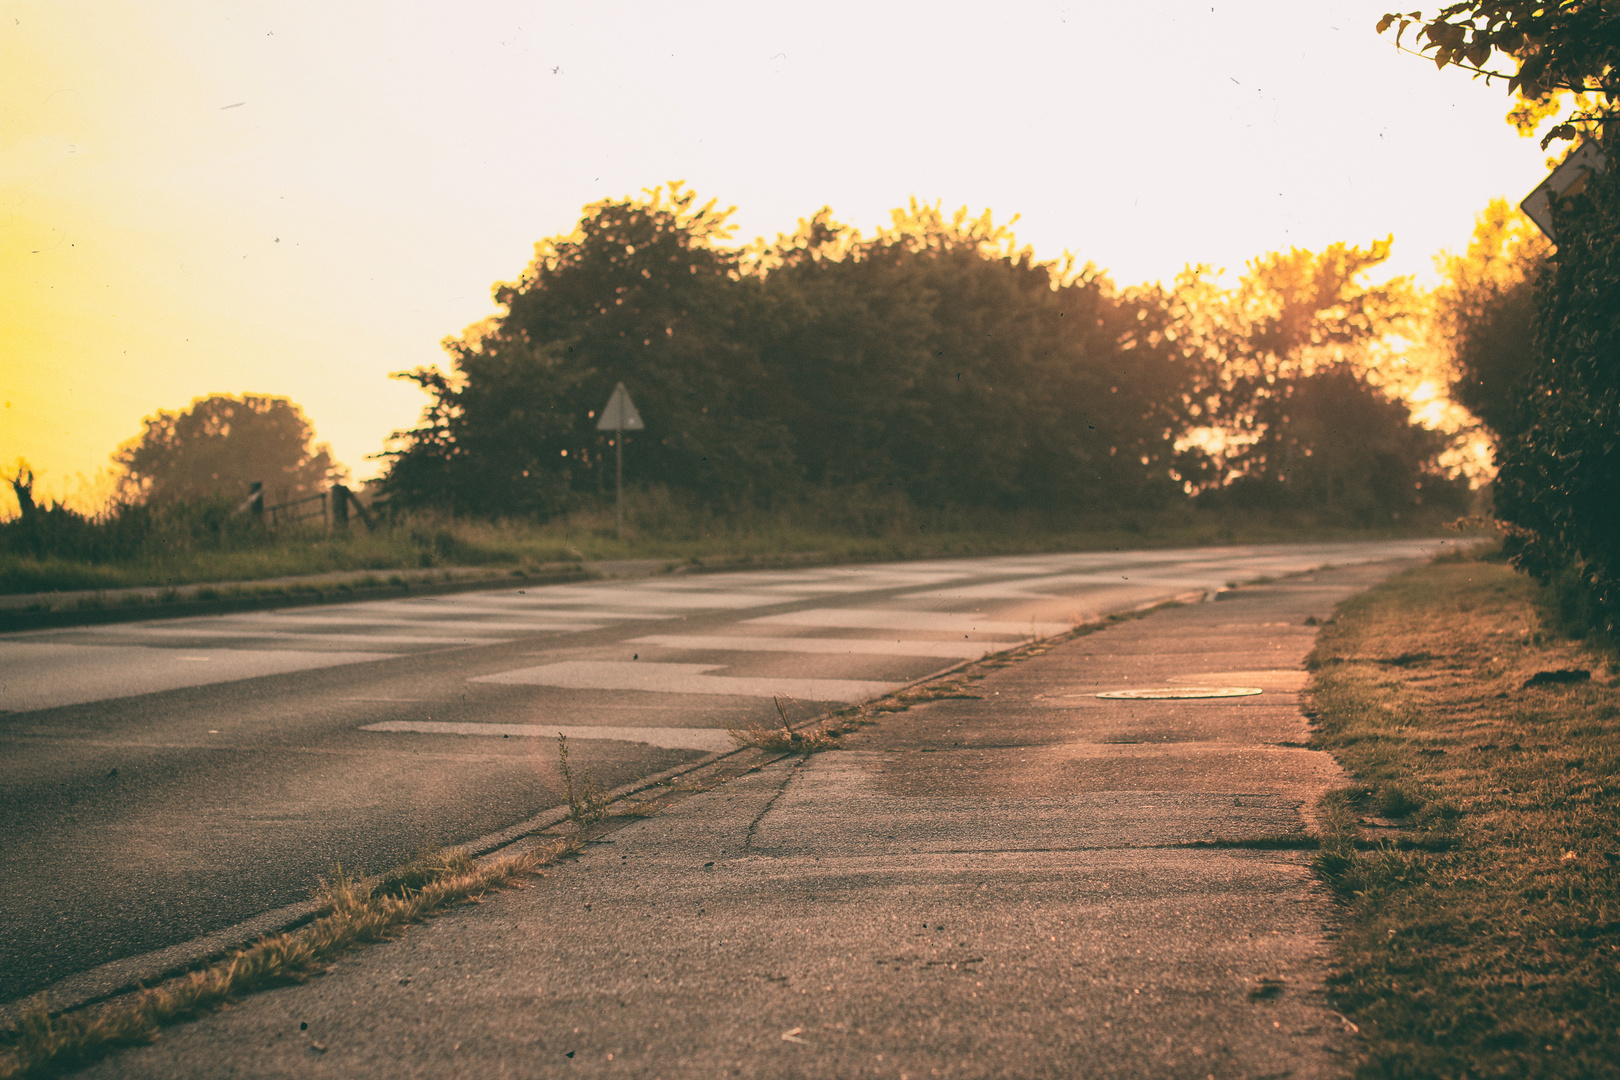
(331, 484), (350, 531)
(249, 481), (264, 524)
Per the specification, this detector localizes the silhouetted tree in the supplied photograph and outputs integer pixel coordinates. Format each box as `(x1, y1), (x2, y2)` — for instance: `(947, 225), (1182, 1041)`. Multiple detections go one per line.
(1494, 156), (1620, 633)
(1172, 239), (1462, 512)
(115, 394), (344, 505)
(1380, 3), (1620, 629)
(756, 202), (1192, 509)
(1431, 199), (1551, 439)
(383, 183), (796, 515)
(1223, 365), (1467, 517)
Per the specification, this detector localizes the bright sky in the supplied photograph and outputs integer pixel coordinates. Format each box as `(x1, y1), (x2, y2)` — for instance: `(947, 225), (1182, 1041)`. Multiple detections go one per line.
(1, 0), (1555, 510)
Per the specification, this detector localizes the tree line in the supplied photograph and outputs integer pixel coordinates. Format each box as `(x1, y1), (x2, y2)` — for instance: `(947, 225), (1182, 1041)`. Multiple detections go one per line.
(379, 186), (1466, 523)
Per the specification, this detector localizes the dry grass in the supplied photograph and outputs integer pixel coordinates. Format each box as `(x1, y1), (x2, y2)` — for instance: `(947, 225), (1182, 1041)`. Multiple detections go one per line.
(556, 733), (610, 825)
(728, 722), (845, 754)
(0, 842), (572, 1079)
(1306, 551), (1620, 1077)
(729, 696), (853, 754)
(867, 679), (985, 713)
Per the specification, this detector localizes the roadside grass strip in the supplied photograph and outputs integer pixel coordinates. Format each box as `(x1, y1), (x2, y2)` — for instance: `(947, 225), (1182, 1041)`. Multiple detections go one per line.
(0, 843), (572, 1079)
(1304, 551), (1620, 1077)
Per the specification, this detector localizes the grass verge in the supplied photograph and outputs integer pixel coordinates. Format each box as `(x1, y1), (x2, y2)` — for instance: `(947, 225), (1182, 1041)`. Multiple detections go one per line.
(2, 492), (1472, 597)
(0, 842), (572, 1079)
(1305, 550), (1620, 1077)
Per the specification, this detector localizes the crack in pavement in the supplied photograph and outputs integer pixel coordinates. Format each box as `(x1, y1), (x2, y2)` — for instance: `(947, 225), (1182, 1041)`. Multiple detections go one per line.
(743, 756), (807, 852)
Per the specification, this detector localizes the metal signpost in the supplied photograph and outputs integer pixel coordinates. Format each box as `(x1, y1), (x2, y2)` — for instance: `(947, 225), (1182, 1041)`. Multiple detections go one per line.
(595, 382), (644, 538)
(1521, 140), (1609, 242)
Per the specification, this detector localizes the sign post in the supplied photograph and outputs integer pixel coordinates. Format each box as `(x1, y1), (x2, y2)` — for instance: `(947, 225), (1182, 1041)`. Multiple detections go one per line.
(595, 382), (644, 539)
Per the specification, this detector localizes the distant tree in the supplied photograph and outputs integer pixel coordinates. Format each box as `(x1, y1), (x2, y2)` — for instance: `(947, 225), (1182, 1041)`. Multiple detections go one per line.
(115, 394), (344, 505)
(1223, 365), (1467, 517)
(756, 201), (1193, 509)
(383, 183), (797, 515)
(383, 187), (1195, 516)
(1172, 239), (1461, 512)
(1431, 199), (1551, 439)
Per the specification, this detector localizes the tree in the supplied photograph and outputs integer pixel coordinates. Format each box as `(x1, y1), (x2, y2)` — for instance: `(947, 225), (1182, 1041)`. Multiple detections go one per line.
(1378, 3), (1619, 146)
(1380, 4), (1620, 631)
(115, 394), (344, 505)
(383, 187), (1196, 517)
(1222, 365), (1467, 517)
(1493, 159), (1620, 633)
(1431, 199), (1551, 439)
(1168, 239), (1458, 512)
(382, 183), (798, 515)
(755, 201), (1193, 510)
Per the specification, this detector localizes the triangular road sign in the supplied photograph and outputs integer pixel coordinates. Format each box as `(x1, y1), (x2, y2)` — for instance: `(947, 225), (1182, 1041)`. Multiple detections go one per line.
(1522, 140), (1608, 242)
(595, 382), (645, 431)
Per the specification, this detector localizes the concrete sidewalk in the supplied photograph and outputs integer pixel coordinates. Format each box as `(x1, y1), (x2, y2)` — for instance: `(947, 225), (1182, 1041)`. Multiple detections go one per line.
(81, 562), (1407, 1079)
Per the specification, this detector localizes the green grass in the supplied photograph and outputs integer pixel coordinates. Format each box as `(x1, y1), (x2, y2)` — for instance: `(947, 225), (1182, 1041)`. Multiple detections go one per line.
(1305, 551), (1620, 1078)
(1, 489), (1472, 596)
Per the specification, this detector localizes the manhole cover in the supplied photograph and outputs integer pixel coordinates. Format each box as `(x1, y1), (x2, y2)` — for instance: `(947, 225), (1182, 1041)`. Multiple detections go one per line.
(1096, 686), (1264, 700)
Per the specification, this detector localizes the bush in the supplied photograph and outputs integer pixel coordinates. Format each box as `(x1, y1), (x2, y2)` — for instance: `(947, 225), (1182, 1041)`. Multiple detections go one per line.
(1495, 139), (1620, 637)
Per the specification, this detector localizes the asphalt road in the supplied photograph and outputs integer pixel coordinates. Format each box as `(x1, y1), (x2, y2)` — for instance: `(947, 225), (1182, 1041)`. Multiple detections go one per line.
(0, 541), (1446, 1006)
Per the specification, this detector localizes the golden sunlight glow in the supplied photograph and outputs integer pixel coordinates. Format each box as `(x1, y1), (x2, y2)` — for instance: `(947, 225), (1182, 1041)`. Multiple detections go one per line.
(1, 0), (1563, 515)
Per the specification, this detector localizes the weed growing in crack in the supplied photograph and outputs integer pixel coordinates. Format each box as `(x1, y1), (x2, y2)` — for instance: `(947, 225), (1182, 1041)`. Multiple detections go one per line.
(557, 734), (608, 825)
(729, 696), (844, 754)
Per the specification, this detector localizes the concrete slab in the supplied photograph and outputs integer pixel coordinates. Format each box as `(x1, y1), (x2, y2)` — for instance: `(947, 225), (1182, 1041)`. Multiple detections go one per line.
(74, 561), (1417, 1079)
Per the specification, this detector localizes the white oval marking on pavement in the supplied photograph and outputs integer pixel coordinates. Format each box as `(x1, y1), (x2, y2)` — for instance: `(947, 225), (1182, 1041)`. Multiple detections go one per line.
(1096, 687), (1264, 699)
(469, 660), (899, 703)
(360, 721), (735, 752)
(629, 634), (1020, 659)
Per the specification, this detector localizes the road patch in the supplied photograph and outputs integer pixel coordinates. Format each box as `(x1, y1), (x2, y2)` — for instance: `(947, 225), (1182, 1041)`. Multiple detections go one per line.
(360, 721), (734, 752)
(745, 608), (1071, 637)
(469, 660), (899, 703)
(628, 633), (1019, 659)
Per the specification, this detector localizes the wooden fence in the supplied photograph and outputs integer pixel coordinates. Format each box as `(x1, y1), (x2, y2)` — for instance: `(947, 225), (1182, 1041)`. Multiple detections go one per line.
(232, 482), (374, 532)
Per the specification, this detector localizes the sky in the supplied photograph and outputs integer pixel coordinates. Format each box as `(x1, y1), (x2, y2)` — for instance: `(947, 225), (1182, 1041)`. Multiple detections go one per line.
(1, 0), (1558, 511)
